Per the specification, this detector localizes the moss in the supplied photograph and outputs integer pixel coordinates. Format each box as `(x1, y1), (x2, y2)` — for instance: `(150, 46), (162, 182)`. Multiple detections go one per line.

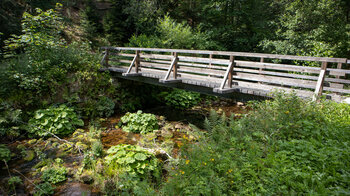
(23, 150), (35, 161)
(27, 139), (37, 145)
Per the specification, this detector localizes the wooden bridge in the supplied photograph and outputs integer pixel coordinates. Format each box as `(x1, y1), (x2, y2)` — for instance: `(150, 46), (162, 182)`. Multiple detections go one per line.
(100, 47), (350, 102)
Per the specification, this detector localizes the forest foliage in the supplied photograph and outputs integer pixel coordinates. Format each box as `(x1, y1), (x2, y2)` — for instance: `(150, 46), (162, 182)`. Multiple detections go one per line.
(0, 1), (350, 195)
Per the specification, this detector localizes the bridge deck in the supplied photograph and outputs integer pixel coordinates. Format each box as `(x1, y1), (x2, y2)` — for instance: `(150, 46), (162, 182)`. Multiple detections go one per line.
(101, 47), (350, 102)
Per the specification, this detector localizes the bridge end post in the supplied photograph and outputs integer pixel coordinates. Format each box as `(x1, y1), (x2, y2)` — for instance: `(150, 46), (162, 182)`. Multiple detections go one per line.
(312, 61), (328, 102)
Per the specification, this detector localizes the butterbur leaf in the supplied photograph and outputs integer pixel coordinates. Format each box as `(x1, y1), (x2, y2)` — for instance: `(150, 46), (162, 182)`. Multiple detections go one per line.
(35, 112), (44, 119)
(75, 119), (84, 126)
(135, 153), (147, 161)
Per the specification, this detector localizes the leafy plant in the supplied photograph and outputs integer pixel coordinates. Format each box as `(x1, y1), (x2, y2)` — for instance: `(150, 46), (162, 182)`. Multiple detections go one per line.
(41, 166), (67, 184)
(163, 92), (350, 195)
(120, 111), (158, 134)
(28, 104), (84, 137)
(96, 96), (115, 118)
(164, 89), (200, 109)
(105, 144), (160, 179)
(0, 144), (11, 162)
(0, 102), (22, 138)
(34, 182), (54, 196)
(8, 176), (22, 191)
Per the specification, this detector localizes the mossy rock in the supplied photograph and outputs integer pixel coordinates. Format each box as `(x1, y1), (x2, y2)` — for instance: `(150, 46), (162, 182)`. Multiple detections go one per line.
(23, 150), (35, 161)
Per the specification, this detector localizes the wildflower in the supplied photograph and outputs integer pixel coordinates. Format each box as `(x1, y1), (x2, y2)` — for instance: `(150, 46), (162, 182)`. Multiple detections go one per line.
(181, 170), (185, 174)
(285, 111), (290, 114)
(171, 167), (175, 170)
(185, 160), (190, 164)
(210, 158), (215, 161)
(228, 169), (232, 173)
(204, 162), (207, 166)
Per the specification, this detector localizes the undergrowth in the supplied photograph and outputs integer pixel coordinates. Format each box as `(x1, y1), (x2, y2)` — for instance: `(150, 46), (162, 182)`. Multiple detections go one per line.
(162, 92), (350, 195)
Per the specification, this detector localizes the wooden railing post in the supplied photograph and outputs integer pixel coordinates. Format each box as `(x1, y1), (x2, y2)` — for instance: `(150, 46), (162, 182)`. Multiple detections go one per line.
(208, 54), (213, 77)
(135, 50), (140, 73)
(173, 52), (178, 79)
(312, 61), (328, 101)
(227, 55), (235, 88)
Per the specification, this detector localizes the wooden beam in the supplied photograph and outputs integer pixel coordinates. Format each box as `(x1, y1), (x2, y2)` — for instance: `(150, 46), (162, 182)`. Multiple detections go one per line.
(173, 52), (178, 79)
(135, 50), (140, 73)
(313, 62), (328, 101)
(219, 57), (235, 90)
(102, 47), (347, 63)
(228, 55), (235, 88)
(336, 62), (342, 79)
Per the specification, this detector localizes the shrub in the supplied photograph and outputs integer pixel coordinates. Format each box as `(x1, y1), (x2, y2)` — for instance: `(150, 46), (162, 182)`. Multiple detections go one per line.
(105, 144), (160, 179)
(8, 176), (22, 191)
(34, 182), (55, 196)
(28, 104), (84, 137)
(164, 89), (200, 109)
(162, 92), (350, 195)
(41, 166), (67, 184)
(96, 96), (115, 118)
(0, 144), (11, 162)
(0, 102), (22, 138)
(120, 110), (158, 134)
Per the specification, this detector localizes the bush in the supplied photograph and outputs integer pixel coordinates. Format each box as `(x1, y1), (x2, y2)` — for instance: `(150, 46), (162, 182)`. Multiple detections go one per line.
(41, 166), (67, 184)
(120, 110), (158, 134)
(164, 89), (200, 109)
(105, 144), (160, 179)
(0, 102), (22, 138)
(28, 105), (84, 137)
(34, 182), (54, 196)
(0, 144), (11, 162)
(96, 96), (115, 118)
(162, 92), (350, 195)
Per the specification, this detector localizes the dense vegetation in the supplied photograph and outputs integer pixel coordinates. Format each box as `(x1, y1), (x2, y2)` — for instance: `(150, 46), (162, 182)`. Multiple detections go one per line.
(0, 0), (349, 195)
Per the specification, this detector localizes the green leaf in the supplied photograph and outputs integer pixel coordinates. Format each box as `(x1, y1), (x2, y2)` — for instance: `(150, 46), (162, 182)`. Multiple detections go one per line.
(134, 153), (147, 161)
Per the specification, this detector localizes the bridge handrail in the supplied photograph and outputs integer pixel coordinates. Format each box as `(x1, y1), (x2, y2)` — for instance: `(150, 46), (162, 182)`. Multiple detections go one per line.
(101, 47), (349, 64)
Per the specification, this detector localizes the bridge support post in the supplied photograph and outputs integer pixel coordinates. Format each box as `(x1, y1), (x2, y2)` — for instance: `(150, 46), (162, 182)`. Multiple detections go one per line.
(213, 56), (236, 93)
(312, 61), (328, 101)
(122, 50), (142, 76)
(160, 52), (182, 83)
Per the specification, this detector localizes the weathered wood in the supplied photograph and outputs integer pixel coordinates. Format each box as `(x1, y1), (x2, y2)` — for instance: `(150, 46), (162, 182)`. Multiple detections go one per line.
(102, 47), (347, 63)
(336, 62), (342, 79)
(228, 56), (235, 88)
(126, 54), (137, 74)
(313, 62), (328, 101)
(173, 52), (178, 79)
(219, 58), (235, 89)
(102, 47), (350, 103)
(135, 50), (140, 73)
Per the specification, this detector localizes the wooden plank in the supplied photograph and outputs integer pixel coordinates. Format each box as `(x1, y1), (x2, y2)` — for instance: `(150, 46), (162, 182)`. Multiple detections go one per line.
(102, 47), (347, 63)
(313, 62), (328, 101)
(179, 56), (229, 65)
(141, 54), (173, 60)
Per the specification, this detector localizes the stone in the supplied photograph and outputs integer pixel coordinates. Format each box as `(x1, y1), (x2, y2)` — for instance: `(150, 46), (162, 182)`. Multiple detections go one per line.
(237, 102), (244, 107)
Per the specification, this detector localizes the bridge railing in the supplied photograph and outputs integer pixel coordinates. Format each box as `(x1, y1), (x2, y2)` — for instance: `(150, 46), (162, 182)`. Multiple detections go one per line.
(101, 47), (350, 102)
